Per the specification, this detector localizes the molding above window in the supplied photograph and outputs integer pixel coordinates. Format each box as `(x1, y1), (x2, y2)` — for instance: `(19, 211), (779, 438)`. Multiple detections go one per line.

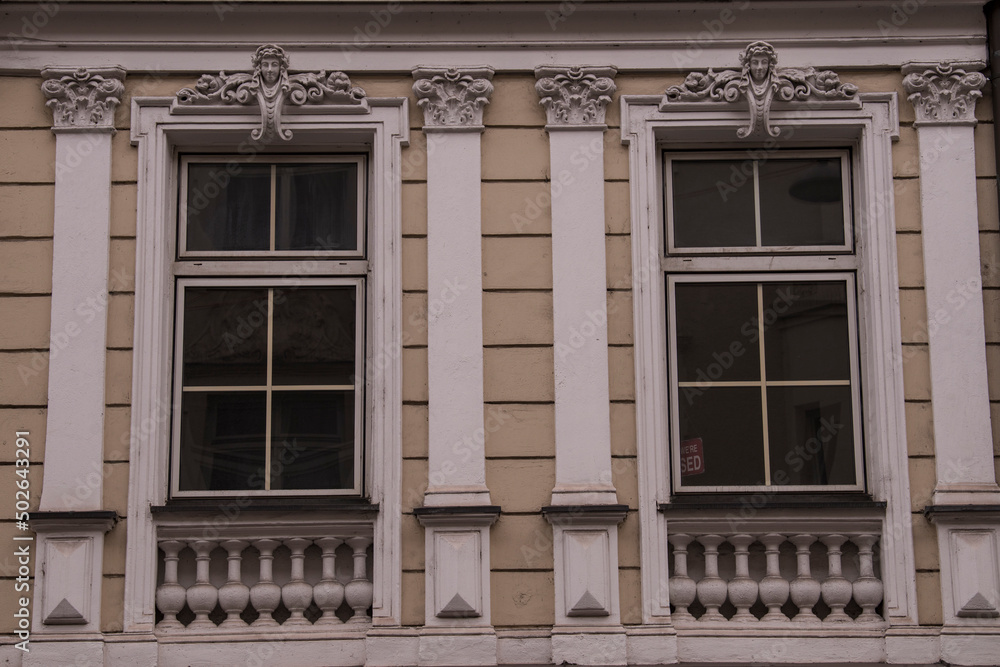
(621, 88), (917, 627)
(123, 83), (409, 634)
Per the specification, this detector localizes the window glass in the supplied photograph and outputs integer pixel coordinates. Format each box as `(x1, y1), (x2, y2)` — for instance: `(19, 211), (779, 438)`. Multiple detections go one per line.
(671, 160), (756, 248)
(758, 157), (846, 246)
(183, 158), (362, 254)
(671, 278), (858, 489)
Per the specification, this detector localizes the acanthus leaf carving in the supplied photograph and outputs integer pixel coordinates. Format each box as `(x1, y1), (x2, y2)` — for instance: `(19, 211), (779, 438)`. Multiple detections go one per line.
(175, 44), (367, 142)
(40, 66), (126, 131)
(534, 66), (617, 126)
(411, 66), (495, 128)
(663, 41), (858, 139)
(902, 61), (986, 126)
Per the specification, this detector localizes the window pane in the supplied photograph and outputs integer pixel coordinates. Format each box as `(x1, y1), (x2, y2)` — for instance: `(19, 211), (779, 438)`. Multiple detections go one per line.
(183, 287), (268, 386)
(677, 386), (765, 486)
(671, 160), (756, 248)
(758, 158), (846, 246)
(272, 287), (357, 386)
(271, 391), (355, 490)
(763, 282), (851, 381)
(186, 163), (270, 251)
(179, 391), (266, 491)
(674, 282), (761, 383)
(766, 385), (856, 486)
(275, 163), (360, 251)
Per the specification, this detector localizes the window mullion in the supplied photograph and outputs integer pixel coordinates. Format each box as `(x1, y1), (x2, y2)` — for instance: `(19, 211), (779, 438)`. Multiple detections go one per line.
(757, 282), (771, 486)
(269, 165), (277, 252)
(264, 288), (274, 491)
(753, 160), (762, 248)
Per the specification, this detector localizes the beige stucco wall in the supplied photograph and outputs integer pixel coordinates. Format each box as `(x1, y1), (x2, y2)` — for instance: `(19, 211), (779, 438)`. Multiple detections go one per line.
(1, 63), (995, 636)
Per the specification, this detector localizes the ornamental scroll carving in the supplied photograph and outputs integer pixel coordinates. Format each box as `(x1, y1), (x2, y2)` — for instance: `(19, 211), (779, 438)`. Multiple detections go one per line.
(663, 41), (858, 138)
(40, 66), (126, 131)
(902, 61), (986, 125)
(535, 66), (617, 126)
(175, 44), (367, 142)
(412, 67), (495, 128)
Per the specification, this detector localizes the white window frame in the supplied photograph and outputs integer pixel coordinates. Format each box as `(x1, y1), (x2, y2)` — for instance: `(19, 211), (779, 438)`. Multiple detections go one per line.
(171, 276), (366, 497)
(664, 149), (854, 255)
(123, 96), (409, 633)
(666, 271), (865, 493)
(621, 92), (920, 626)
(178, 154), (367, 259)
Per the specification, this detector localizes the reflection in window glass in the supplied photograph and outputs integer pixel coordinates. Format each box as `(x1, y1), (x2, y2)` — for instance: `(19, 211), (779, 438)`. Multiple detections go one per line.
(186, 164), (270, 252)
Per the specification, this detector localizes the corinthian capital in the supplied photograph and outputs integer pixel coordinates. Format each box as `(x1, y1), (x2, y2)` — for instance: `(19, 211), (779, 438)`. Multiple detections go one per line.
(41, 66), (126, 132)
(412, 66), (495, 129)
(902, 61), (986, 126)
(535, 66), (617, 127)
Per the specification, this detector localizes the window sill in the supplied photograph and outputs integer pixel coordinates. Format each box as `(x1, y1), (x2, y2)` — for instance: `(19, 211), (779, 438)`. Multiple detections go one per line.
(660, 493), (884, 513)
(152, 497), (378, 516)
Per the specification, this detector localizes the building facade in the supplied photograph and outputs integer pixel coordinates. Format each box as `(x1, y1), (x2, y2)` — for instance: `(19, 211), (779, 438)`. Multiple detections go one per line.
(1, 1), (1000, 664)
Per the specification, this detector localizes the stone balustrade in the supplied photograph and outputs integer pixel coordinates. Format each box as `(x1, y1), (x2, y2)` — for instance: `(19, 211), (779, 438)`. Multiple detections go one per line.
(155, 523), (374, 631)
(665, 515), (884, 624)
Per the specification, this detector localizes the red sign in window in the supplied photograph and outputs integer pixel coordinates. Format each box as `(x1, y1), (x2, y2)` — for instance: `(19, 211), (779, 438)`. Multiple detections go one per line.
(680, 438), (705, 476)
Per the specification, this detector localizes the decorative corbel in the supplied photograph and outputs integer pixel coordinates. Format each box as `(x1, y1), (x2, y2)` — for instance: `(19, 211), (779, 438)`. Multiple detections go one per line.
(411, 67), (495, 129)
(663, 41), (858, 138)
(902, 61), (987, 126)
(175, 44), (367, 142)
(40, 66), (126, 132)
(534, 66), (617, 127)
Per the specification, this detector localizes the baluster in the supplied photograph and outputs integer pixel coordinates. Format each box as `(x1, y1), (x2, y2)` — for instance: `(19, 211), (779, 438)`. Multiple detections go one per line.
(821, 534), (852, 621)
(314, 537), (345, 625)
(218, 539), (250, 628)
(667, 533), (696, 621)
(696, 535), (727, 621)
(852, 535), (883, 622)
(186, 540), (219, 629)
(789, 534), (820, 622)
(282, 538), (315, 626)
(250, 538), (281, 627)
(344, 536), (374, 624)
(156, 540), (187, 629)
(758, 533), (789, 622)
(728, 534), (758, 621)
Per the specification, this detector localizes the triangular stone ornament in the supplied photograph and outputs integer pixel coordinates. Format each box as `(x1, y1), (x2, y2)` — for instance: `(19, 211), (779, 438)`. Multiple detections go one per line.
(46, 597), (86, 624)
(568, 590), (609, 616)
(957, 592), (1000, 618)
(439, 593), (478, 617)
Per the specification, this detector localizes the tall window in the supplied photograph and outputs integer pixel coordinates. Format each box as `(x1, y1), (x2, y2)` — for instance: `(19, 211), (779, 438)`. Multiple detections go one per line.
(171, 155), (367, 497)
(664, 150), (864, 493)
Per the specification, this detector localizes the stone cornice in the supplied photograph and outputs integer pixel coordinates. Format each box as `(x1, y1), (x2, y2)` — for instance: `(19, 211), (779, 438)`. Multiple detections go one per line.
(663, 41), (858, 139)
(534, 66), (617, 128)
(40, 66), (126, 133)
(902, 60), (986, 126)
(173, 43), (367, 142)
(411, 66), (494, 130)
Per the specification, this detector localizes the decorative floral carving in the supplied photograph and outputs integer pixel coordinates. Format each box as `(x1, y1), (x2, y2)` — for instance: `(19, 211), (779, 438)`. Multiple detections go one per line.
(902, 61), (986, 125)
(663, 41), (858, 138)
(175, 44), (366, 142)
(534, 66), (617, 126)
(412, 67), (495, 127)
(40, 66), (126, 131)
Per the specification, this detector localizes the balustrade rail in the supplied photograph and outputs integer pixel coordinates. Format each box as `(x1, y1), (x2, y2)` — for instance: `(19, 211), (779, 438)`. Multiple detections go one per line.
(155, 522), (374, 631)
(666, 516), (884, 624)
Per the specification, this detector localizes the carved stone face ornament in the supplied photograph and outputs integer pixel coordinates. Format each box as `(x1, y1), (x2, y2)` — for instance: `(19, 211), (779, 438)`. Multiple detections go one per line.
(664, 41), (858, 139)
(175, 44), (367, 143)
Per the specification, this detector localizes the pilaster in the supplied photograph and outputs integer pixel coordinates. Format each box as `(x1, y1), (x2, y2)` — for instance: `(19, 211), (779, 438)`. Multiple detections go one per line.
(412, 66), (498, 664)
(536, 65), (627, 666)
(30, 66), (125, 641)
(905, 60), (1000, 649)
